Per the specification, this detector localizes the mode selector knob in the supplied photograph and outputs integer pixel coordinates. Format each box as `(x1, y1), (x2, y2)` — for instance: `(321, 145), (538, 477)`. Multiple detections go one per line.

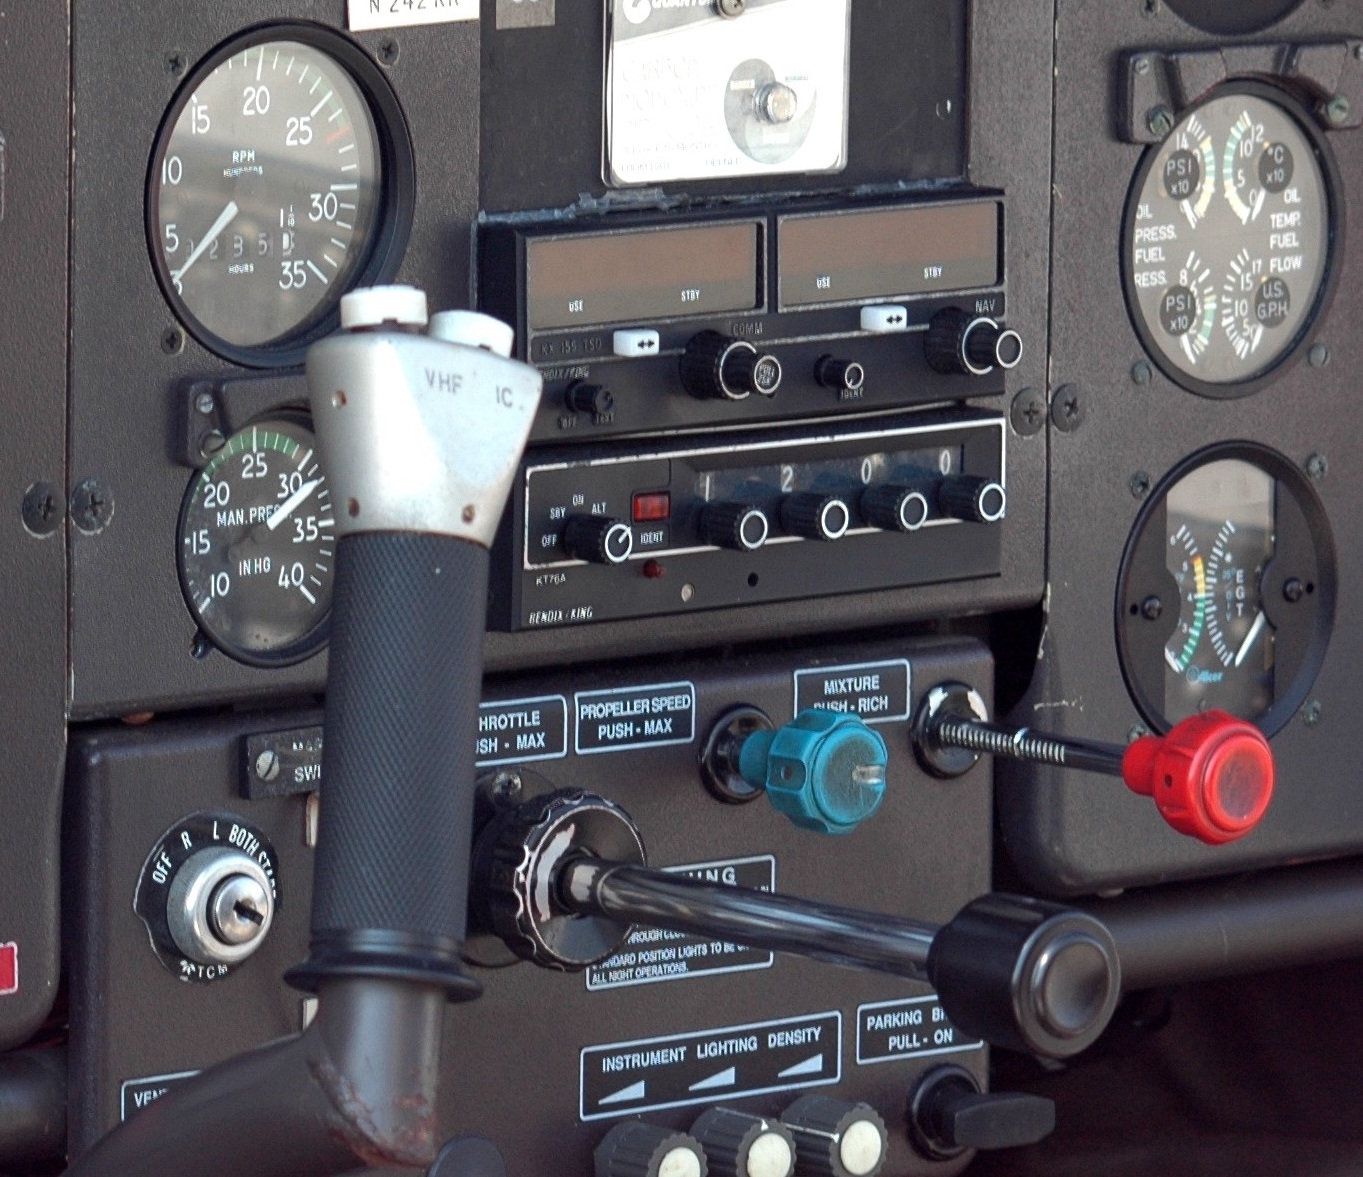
(781, 1096), (889, 1177)
(681, 331), (783, 401)
(781, 492), (850, 541)
(565, 381), (616, 416)
(925, 308), (1023, 376)
(701, 502), (770, 552)
(563, 515), (634, 565)
(166, 847), (276, 967)
(594, 1122), (708, 1177)
(938, 476), (1007, 524)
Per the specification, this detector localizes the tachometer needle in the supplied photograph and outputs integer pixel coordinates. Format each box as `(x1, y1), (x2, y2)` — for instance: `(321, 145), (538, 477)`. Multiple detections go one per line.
(267, 478), (323, 531)
(172, 200), (239, 282)
(1234, 610), (1268, 668)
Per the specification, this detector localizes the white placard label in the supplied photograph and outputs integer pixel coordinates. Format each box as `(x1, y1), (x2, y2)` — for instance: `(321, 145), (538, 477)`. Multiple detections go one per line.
(348, 0), (479, 32)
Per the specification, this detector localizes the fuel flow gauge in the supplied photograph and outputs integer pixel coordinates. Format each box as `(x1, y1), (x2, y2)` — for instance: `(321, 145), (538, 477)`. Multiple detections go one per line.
(1117, 446), (1335, 735)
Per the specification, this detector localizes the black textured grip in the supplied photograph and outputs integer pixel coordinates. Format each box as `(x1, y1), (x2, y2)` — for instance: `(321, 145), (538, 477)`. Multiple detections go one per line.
(310, 532), (487, 958)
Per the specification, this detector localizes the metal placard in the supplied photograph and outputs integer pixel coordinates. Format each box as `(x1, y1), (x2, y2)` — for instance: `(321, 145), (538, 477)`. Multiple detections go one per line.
(605, 0), (851, 186)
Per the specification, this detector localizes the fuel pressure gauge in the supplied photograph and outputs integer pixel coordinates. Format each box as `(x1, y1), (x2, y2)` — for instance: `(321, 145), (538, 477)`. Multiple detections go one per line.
(1117, 445), (1335, 735)
(148, 26), (413, 365)
(178, 417), (334, 666)
(1123, 84), (1340, 397)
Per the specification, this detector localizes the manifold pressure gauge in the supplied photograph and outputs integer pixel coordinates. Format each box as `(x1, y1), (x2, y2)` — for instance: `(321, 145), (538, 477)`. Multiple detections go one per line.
(178, 417), (334, 666)
(1116, 445), (1335, 736)
(1123, 84), (1340, 397)
(148, 26), (413, 365)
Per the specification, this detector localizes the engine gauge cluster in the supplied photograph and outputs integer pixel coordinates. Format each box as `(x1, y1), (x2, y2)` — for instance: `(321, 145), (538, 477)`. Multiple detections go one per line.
(147, 25), (414, 366)
(1123, 85), (1339, 396)
(1117, 445), (1335, 736)
(178, 417), (335, 667)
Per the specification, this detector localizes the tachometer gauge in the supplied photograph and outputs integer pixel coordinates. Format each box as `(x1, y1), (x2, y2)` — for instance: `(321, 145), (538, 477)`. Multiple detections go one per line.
(148, 26), (413, 366)
(178, 417), (334, 666)
(1123, 85), (1339, 397)
(1116, 445), (1335, 735)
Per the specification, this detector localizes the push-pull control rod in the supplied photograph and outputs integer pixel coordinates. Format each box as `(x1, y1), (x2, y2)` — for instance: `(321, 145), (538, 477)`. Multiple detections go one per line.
(67, 290), (542, 1177)
(475, 790), (1122, 1059)
(912, 683), (1276, 845)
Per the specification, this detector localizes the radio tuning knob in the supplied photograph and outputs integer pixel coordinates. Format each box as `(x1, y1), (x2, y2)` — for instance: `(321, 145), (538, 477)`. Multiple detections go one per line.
(814, 356), (866, 395)
(938, 476), (1007, 524)
(562, 515), (634, 565)
(861, 483), (932, 532)
(681, 330), (783, 401)
(781, 492), (851, 541)
(564, 380), (615, 416)
(701, 501), (770, 552)
(925, 308), (1023, 376)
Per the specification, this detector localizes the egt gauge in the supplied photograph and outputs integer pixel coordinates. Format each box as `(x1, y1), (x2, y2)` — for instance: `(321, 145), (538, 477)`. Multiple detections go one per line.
(1122, 83), (1341, 397)
(147, 24), (414, 366)
(1116, 445), (1335, 737)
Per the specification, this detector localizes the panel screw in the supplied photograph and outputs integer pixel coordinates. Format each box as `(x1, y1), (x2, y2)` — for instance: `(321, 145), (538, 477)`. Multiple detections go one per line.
(21, 482), (61, 538)
(376, 37), (400, 67)
(1010, 387), (1047, 436)
(1324, 94), (1351, 126)
(1354, 43), (1363, 59)
(200, 429), (226, 459)
(490, 771), (524, 805)
(1147, 105), (1175, 137)
(715, 0), (747, 15)
(1305, 452), (1328, 481)
(1143, 0), (1161, 13)
(1051, 384), (1087, 432)
(254, 751), (281, 783)
(166, 51), (187, 77)
(1128, 724), (1150, 742)
(1130, 471), (1151, 499)
(1302, 700), (1322, 727)
(71, 478), (114, 535)
(195, 391), (215, 416)
(161, 327), (184, 355)
(1134, 56), (1152, 75)
(1283, 577), (1306, 604)
(1131, 360), (1153, 385)
(1308, 342), (1330, 368)
(1141, 595), (1163, 621)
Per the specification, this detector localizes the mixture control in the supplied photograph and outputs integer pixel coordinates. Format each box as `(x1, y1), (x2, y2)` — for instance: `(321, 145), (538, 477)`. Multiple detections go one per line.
(925, 307), (1023, 376)
(681, 331), (783, 401)
(781, 492), (851, 541)
(564, 515), (634, 565)
(701, 502), (771, 552)
(780, 1096), (888, 1177)
(166, 846), (275, 967)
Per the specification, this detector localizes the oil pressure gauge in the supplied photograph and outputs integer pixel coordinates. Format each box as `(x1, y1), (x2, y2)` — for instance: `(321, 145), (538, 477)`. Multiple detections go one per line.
(1117, 445), (1335, 735)
(1123, 84), (1340, 396)
(178, 416), (334, 666)
(148, 25), (413, 365)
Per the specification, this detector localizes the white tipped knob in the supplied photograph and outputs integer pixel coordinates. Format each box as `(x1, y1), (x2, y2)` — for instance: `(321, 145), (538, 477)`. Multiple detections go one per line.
(429, 310), (516, 357)
(341, 285), (429, 330)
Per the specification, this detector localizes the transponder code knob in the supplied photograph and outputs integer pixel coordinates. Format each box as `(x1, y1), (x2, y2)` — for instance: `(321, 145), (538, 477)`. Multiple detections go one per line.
(938, 476), (1006, 524)
(780, 493), (850, 541)
(861, 483), (931, 532)
(681, 331), (783, 401)
(701, 502), (771, 552)
(563, 515), (634, 565)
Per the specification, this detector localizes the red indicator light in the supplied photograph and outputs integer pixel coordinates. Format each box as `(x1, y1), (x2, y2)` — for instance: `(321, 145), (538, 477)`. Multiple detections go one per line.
(633, 492), (671, 523)
(0, 942), (16, 996)
(642, 560), (666, 580)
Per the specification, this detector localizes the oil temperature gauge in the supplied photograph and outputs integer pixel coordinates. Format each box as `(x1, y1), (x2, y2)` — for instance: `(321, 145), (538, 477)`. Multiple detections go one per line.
(1117, 445), (1335, 735)
(178, 417), (334, 666)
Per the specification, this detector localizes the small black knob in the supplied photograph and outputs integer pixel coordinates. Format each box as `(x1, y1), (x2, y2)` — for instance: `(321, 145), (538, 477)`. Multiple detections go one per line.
(565, 381), (615, 416)
(938, 476), (1006, 524)
(860, 483), (932, 532)
(780, 492), (850, 541)
(701, 502), (770, 552)
(594, 1122), (708, 1177)
(780, 1096), (888, 1177)
(691, 1109), (795, 1177)
(814, 356), (866, 394)
(925, 308), (1023, 376)
(681, 331), (783, 401)
(909, 1065), (1055, 1160)
(563, 515), (634, 564)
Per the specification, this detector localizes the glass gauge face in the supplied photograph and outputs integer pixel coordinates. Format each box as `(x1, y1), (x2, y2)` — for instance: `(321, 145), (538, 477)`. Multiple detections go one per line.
(150, 35), (384, 359)
(178, 418), (335, 666)
(1117, 446), (1335, 735)
(1162, 461), (1276, 723)
(1124, 88), (1335, 394)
